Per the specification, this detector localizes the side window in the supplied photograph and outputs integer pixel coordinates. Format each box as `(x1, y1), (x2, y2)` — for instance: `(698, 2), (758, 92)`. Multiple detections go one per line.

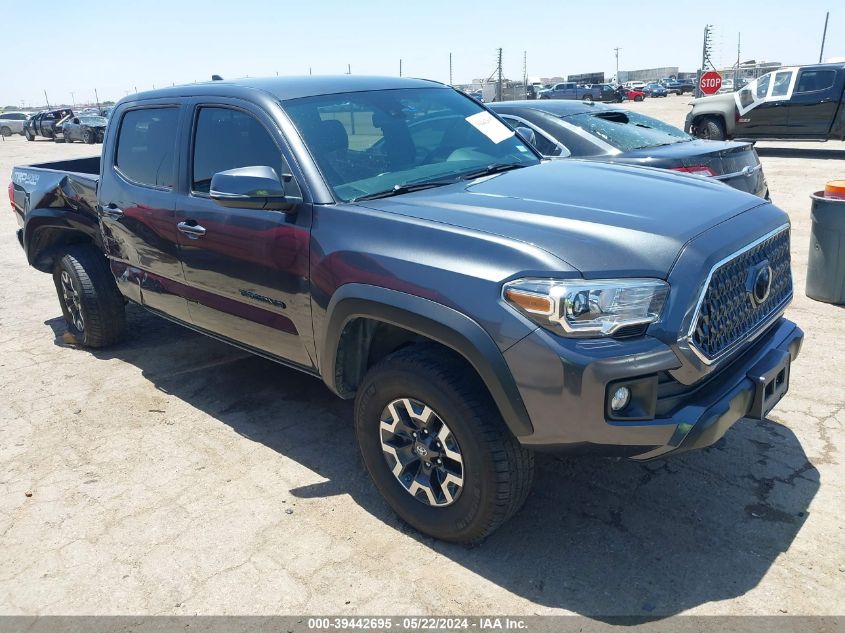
(770, 71), (793, 98)
(795, 70), (836, 93)
(115, 107), (179, 188)
(192, 107), (296, 195)
(755, 73), (771, 99)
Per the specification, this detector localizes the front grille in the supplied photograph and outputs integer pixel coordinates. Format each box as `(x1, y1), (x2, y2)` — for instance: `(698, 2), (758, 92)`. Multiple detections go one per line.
(691, 227), (792, 360)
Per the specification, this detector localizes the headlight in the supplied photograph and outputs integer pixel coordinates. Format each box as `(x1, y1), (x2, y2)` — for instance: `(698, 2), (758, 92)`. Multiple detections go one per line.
(503, 278), (669, 337)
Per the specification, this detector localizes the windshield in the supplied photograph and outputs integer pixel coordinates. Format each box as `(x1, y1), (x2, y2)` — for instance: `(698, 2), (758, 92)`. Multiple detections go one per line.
(80, 116), (107, 125)
(563, 110), (691, 151)
(283, 87), (540, 202)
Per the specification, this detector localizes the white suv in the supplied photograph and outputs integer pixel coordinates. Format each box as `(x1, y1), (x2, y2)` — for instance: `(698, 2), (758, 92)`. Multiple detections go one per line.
(0, 112), (31, 136)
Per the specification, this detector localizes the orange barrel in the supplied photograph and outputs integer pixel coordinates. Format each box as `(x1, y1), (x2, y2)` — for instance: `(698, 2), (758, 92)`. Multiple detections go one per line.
(824, 180), (845, 200)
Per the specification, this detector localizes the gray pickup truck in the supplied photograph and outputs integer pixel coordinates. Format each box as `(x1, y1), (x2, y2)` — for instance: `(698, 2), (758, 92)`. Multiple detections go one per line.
(10, 75), (802, 543)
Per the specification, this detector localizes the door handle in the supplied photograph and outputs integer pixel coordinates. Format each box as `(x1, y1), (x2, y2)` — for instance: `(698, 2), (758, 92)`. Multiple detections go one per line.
(177, 221), (207, 239)
(103, 203), (123, 218)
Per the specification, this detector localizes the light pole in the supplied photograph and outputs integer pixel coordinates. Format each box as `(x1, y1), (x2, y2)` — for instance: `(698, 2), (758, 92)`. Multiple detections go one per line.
(613, 47), (621, 83)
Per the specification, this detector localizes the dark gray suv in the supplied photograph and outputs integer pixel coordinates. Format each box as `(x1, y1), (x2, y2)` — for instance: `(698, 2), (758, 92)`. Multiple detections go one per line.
(10, 76), (802, 543)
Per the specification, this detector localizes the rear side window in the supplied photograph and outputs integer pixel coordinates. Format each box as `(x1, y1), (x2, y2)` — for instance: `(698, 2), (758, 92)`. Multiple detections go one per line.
(795, 70), (836, 93)
(192, 107), (285, 194)
(115, 108), (179, 188)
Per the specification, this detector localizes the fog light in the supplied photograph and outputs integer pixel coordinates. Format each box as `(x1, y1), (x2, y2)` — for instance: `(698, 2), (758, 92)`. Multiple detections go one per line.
(610, 387), (631, 412)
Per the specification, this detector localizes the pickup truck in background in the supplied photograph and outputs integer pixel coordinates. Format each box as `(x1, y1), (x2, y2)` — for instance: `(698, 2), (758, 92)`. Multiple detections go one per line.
(539, 82), (611, 102)
(687, 63), (845, 141)
(23, 108), (74, 141)
(10, 75), (802, 543)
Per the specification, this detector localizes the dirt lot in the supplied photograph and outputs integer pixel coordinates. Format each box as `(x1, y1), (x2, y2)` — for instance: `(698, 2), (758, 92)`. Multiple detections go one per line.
(1, 98), (844, 618)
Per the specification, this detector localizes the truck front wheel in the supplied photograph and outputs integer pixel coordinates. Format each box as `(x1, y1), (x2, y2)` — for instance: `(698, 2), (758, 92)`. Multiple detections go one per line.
(52, 246), (127, 348)
(354, 345), (534, 544)
(696, 116), (726, 140)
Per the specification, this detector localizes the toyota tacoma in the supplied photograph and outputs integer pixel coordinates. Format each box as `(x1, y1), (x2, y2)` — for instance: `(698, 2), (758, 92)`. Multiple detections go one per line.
(10, 75), (802, 543)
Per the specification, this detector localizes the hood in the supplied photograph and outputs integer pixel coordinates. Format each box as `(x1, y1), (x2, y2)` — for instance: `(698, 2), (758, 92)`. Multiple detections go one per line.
(692, 93), (735, 108)
(358, 160), (766, 278)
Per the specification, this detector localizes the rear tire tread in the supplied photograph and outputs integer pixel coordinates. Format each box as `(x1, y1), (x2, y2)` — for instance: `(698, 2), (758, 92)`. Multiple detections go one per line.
(54, 245), (126, 348)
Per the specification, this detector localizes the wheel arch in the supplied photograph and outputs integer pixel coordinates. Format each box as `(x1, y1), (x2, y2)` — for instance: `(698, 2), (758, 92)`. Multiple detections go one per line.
(24, 209), (103, 273)
(321, 284), (534, 437)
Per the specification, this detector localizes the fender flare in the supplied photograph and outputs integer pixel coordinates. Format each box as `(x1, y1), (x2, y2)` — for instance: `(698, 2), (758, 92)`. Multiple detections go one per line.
(24, 208), (102, 271)
(321, 284), (534, 437)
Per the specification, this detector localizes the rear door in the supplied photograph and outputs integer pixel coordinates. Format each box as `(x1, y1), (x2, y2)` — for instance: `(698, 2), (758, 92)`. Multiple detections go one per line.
(98, 101), (190, 320)
(173, 100), (314, 369)
(786, 68), (842, 138)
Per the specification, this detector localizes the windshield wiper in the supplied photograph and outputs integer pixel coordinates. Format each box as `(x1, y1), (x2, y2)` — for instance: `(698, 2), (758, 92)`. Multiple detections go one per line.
(457, 162), (527, 181)
(351, 180), (456, 202)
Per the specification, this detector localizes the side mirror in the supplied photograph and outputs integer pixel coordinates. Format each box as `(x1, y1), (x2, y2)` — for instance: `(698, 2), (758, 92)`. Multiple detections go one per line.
(209, 165), (297, 211)
(515, 126), (537, 147)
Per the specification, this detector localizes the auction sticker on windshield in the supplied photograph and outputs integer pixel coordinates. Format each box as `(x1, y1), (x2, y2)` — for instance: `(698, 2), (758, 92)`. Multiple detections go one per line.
(465, 111), (514, 144)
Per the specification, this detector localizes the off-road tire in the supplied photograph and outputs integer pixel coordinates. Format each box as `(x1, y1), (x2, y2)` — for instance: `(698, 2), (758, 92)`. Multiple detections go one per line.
(355, 344), (534, 544)
(697, 116), (726, 141)
(53, 246), (126, 348)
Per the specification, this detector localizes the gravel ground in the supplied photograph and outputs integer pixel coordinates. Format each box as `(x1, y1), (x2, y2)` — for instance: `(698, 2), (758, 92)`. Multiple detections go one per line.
(0, 97), (843, 618)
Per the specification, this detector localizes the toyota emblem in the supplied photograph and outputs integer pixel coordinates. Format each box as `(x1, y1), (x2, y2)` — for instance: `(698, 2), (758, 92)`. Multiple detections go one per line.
(746, 260), (773, 306)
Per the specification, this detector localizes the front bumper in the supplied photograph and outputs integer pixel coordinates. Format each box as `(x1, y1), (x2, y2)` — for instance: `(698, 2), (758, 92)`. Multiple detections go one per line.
(504, 317), (803, 459)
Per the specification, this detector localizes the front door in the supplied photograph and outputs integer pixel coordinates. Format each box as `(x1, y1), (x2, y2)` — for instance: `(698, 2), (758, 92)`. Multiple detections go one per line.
(98, 103), (191, 321)
(734, 70), (794, 137)
(174, 102), (314, 369)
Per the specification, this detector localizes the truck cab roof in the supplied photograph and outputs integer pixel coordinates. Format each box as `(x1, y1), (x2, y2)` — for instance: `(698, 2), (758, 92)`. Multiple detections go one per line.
(124, 75), (446, 104)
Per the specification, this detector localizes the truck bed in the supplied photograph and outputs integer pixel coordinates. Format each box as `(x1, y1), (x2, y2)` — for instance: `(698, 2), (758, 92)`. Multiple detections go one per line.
(10, 156), (102, 268)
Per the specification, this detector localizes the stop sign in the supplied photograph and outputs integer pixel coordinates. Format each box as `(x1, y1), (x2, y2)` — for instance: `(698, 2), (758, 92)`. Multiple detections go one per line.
(700, 71), (722, 95)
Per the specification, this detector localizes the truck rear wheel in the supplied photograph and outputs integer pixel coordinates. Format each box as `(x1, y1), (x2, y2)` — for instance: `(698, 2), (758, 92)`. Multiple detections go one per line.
(53, 246), (126, 348)
(697, 116), (726, 141)
(354, 344), (534, 544)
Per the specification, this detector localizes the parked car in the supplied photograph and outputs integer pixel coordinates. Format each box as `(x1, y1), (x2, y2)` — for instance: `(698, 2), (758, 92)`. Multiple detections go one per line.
(662, 79), (695, 95)
(490, 100), (768, 198)
(687, 63), (845, 141)
(11, 75), (801, 543)
(623, 81), (647, 91)
(23, 108), (73, 140)
(541, 82), (621, 103)
(718, 78), (735, 94)
(61, 114), (107, 144)
(622, 87), (646, 102)
(643, 83), (668, 97)
(0, 111), (31, 136)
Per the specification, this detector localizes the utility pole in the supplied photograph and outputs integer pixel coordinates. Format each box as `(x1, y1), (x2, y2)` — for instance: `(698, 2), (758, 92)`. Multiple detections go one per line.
(819, 11), (829, 63)
(522, 50), (527, 89)
(734, 32), (741, 88)
(70, 91), (75, 108)
(496, 48), (503, 102)
(697, 25), (714, 97)
(94, 88), (100, 110)
(399, 59), (403, 77)
(309, 66), (312, 75)
(347, 64), (351, 75)
(449, 53), (452, 85)
(613, 47), (621, 83)
(44, 90), (50, 109)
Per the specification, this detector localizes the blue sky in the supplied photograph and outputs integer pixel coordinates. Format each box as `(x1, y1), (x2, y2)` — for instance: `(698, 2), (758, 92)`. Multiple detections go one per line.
(5, 0), (841, 107)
